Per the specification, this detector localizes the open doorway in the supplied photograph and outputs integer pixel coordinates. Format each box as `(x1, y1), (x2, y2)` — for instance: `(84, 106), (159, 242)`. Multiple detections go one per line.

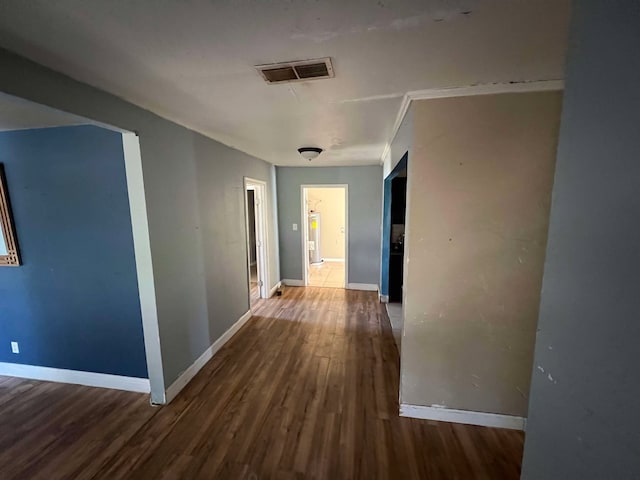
(301, 185), (348, 288)
(0, 91), (164, 402)
(244, 178), (269, 308)
(388, 171), (407, 302)
(381, 153), (408, 350)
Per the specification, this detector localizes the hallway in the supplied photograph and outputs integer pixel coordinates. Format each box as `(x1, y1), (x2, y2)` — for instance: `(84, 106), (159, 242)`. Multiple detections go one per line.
(0, 288), (524, 479)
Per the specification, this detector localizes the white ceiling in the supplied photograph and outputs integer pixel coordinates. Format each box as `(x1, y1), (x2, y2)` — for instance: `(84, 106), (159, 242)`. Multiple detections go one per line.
(0, 0), (571, 166)
(0, 92), (87, 132)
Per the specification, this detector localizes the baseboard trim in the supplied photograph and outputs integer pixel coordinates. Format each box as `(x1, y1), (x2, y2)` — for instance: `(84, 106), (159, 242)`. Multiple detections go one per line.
(379, 294), (389, 303)
(400, 403), (526, 431)
(281, 279), (304, 287)
(322, 258), (345, 262)
(0, 362), (150, 393)
(347, 283), (379, 292)
(269, 281), (282, 297)
(165, 309), (252, 403)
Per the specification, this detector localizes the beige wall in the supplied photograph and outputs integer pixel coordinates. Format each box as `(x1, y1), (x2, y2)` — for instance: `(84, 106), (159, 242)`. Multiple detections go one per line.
(401, 92), (562, 416)
(307, 187), (346, 260)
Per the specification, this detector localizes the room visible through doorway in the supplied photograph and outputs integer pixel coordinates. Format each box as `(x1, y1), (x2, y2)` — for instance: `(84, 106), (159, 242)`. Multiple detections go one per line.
(381, 154), (408, 350)
(301, 185), (347, 288)
(244, 178), (269, 308)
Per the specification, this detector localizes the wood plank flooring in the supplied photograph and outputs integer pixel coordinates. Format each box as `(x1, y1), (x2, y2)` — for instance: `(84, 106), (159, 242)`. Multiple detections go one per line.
(250, 264), (260, 306)
(0, 287), (524, 479)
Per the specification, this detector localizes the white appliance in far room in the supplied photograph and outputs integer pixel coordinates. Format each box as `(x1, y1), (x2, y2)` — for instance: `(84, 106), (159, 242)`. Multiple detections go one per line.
(308, 212), (322, 265)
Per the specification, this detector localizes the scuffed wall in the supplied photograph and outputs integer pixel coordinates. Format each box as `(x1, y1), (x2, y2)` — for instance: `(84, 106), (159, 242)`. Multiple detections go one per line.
(401, 92), (562, 416)
(522, 1), (640, 478)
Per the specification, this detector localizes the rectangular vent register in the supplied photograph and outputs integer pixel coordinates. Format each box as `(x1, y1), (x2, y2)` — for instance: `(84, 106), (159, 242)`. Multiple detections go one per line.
(256, 58), (334, 84)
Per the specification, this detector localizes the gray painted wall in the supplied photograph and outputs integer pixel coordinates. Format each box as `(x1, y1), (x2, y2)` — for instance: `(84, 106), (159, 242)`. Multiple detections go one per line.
(522, 2), (640, 478)
(276, 166), (382, 286)
(401, 92), (562, 417)
(0, 49), (280, 394)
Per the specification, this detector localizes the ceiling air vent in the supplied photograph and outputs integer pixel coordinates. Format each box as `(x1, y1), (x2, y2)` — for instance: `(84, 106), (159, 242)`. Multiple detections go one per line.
(256, 58), (334, 84)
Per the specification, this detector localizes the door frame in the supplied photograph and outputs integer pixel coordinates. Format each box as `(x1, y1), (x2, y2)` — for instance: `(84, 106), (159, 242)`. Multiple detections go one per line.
(300, 184), (349, 287)
(244, 177), (269, 303)
(380, 152), (408, 302)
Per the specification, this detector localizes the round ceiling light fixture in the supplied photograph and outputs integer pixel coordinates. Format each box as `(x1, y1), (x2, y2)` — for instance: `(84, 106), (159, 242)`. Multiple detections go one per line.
(297, 147), (323, 161)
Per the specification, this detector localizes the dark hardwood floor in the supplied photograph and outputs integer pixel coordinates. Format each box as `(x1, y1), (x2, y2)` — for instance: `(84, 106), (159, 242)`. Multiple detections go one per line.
(0, 287), (524, 479)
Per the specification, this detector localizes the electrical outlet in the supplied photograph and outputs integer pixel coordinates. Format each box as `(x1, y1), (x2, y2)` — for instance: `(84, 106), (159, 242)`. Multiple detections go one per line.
(10, 341), (19, 354)
(292, 223), (298, 231)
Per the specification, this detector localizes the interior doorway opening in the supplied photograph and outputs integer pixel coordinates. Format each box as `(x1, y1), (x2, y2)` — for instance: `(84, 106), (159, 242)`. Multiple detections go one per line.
(388, 170), (407, 303)
(381, 153), (408, 350)
(0, 91), (165, 402)
(301, 185), (348, 288)
(244, 178), (269, 308)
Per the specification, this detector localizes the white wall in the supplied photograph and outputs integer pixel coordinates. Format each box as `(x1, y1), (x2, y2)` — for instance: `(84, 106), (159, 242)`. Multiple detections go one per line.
(306, 187), (346, 260)
(402, 92), (563, 418)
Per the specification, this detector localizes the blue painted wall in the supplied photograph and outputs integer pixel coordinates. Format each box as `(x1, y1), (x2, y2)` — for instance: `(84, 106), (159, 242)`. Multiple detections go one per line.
(0, 125), (147, 378)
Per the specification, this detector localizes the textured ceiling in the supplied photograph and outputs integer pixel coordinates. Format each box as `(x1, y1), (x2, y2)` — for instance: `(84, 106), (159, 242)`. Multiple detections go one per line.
(0, 0), (571, 165)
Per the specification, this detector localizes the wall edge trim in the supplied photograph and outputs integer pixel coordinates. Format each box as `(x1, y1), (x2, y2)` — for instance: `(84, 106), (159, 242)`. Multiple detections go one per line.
(269, 281), (282, 297)
(379, 79), (565, 165)
(0, 362), (150, 393)
(407, 79), (564, 101)
(164, 310), (253, 404)
(121, 132), (166, 405)
(400, 403), (526, 431)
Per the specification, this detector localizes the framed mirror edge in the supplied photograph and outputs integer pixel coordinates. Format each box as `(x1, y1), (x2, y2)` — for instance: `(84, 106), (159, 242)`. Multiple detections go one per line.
(0, 163), (21, 267)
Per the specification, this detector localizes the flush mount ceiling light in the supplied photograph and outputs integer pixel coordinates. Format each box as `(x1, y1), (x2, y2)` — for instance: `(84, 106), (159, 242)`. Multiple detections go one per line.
(298, 147), (323, 161)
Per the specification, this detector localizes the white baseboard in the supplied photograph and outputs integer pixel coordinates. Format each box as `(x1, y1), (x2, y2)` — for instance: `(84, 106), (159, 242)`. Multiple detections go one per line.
(269, 281), (282, 297)
(400, 403), (526, 431)
(165, 310), (252, 403)
(281, 279), (304, 287)
(379, 294), (389, 303)
(347, 283), (379, 292)
(322, 258), (345, 262)
(0, 362), (150, 393)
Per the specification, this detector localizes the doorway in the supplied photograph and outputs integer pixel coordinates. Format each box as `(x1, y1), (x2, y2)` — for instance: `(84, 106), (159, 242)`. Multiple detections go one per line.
(388, 172), (407, 302)
(381, 153), (408, 349)
(244, 178), (269, 308)
(301, 185), (348, 288)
